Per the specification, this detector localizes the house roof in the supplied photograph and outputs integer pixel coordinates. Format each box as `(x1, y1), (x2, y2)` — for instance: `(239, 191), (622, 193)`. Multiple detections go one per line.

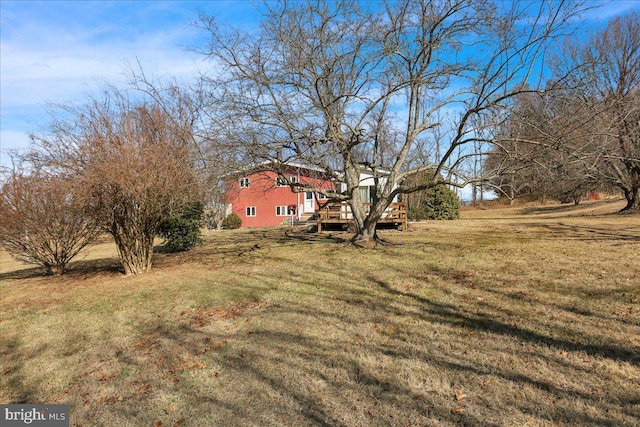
(224, 159), (395, 184)
(223, 160), (332, 179)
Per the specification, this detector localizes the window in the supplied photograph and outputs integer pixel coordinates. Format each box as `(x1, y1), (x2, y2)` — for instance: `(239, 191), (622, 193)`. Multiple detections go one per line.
(368, 185), (377, 203)
(276, 205), (297, 216)
(246, 206), (256, 217)
(359, 186), (377, 203)
(359, 186), (369, 203)
(239, 177), (250, 188)
(276, 176), (298, 187)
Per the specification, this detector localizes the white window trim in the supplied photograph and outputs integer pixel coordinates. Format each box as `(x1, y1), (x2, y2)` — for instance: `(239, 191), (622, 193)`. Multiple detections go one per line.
(240, 177), (250, 188)
(276, 206), (290, 216)
(276, 176), (298, 187)
(246, 206), (256, 217)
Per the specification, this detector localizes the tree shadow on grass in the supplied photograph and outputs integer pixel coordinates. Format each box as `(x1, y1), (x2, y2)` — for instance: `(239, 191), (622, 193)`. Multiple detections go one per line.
(360, 276), (637, 424)
(481, 285), (640, 328)
(145, 260), (637, 426)
(370, 276), (640, 367)
(0, 257), (123, 282)
(170, 295), (497, 427)
(531, 223), (640, 243)
(519, 199), (624, 217)
(0, 266), (48, 281)
(195, 229), (348, 261)
(189, 282), (638, 426)
(10, 266), (636, 426)
(0, 336), (44, 404)
(4, 225), (638, 426)
(64, 258), (123, 276)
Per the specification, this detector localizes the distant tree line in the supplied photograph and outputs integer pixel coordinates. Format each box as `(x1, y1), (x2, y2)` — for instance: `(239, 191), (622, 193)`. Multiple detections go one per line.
(485, 12), (640, 210)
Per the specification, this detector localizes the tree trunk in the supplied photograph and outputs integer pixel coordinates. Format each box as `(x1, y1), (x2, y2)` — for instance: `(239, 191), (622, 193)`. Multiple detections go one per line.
(343, 161), (387, 246)
(472, 183), (478, 205)
(621, 185), (640, 211)
(112, 231), (154, 275)
(47, 264), (64, 276)
(349, 196), (391, 247)
(351, 218), (382, 247)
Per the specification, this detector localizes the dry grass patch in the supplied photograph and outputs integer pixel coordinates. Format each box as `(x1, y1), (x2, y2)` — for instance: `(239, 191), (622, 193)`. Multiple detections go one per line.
(1, 199), (639, 426)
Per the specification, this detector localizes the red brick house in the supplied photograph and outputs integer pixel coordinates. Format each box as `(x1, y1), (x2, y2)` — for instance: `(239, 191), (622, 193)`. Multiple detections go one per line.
(224, 162), (335, 228)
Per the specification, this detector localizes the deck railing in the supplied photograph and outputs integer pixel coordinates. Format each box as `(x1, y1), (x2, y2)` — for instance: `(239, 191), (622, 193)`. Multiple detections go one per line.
(317, 202), (407, 231)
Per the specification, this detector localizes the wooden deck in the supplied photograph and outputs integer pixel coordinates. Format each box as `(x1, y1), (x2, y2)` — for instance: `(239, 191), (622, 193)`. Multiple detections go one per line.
(317, 202), (407, 232)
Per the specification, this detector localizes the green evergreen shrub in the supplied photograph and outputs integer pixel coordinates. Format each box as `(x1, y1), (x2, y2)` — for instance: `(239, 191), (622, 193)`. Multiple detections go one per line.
(222, 212), (242, 229)
(408, 185), (460, 220)
(158, 202), (204, 252)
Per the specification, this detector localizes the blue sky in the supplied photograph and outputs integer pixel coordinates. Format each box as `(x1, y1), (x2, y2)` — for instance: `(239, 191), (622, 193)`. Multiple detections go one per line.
(1, 0), (639, 168)
(0, 1), (260, 166)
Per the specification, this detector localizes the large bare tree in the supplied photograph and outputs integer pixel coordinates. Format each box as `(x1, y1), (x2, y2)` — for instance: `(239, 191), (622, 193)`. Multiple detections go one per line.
(486, 89), (601, 205)
(198, 0), (583, 244)
(548, 12), (640, 211)
(587, 12), (640, 211)
(31, 87), (203, 275)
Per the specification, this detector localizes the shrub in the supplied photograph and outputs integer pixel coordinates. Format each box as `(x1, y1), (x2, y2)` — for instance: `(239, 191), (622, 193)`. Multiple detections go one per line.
(408, 185), (460, 220)
(158, 202), (204, 252)
(30, 90), (204, 275)
(0, 171), (100, 275)
(222, 212), (242, 229)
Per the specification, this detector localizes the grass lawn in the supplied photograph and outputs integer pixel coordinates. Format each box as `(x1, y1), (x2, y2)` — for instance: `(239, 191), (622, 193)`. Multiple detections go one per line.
(1, 199), (639, 426)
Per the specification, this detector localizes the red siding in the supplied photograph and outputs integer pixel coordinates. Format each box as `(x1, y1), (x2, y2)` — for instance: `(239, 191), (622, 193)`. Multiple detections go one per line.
(226, 169), (334, 228)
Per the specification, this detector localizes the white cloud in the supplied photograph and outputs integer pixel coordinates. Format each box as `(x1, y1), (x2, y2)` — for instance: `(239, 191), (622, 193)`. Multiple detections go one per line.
(1, 20), (200, 105)
(581, 1), (640, 22)
(0, 130), (32, 167)
(0, 2), (208, 165)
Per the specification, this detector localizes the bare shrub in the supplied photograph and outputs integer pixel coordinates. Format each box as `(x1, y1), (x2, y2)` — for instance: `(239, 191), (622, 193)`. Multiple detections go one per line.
(31, 87), (203, 275)
(0, 167), (100, 275)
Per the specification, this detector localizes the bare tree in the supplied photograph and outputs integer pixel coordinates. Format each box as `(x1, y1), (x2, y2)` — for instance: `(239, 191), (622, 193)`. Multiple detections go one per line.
(550, 12), (640, 211)
(31, 87), (203, 275)
(126, 67), (248, 230)
(198, 0), (583, 244)
(589, 12), (640, 211)
(0, 164), (100, 275)
(487, 89), (601, 205)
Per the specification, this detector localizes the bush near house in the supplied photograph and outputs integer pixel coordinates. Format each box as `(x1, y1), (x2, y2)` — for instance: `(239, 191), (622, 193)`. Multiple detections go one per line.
(157, 202), (204, 252)
(408, 184), (460, 220)
(222, 212), (242, 229)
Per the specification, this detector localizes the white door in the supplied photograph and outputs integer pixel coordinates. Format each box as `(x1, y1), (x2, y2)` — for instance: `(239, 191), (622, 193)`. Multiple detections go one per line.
(304, 192), (315, 213)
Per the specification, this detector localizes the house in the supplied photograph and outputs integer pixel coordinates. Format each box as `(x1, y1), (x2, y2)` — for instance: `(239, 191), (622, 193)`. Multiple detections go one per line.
(224, 162), (335, 228)
(225, 161), (406, 230)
